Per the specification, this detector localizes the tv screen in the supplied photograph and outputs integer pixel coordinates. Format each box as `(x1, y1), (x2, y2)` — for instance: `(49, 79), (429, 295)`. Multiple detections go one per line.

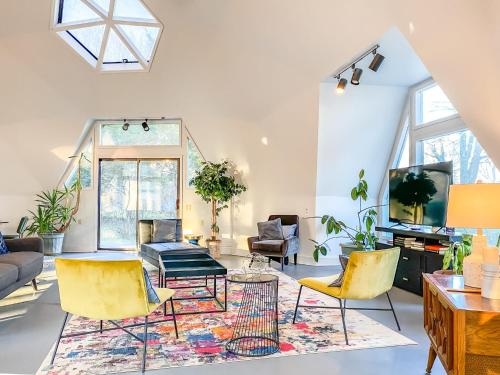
(389, 161), (452, 227)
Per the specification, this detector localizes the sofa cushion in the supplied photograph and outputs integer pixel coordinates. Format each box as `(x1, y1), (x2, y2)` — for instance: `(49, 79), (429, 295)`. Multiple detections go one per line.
(152, 220), (177, 243)
(0, 251), (43, 280)
(0, 263), (18, 290)
(257, 218), (284, 240)
(252, 239), (284, 252)
(282, 224), (297, 239)
(0, 232), (8, 255)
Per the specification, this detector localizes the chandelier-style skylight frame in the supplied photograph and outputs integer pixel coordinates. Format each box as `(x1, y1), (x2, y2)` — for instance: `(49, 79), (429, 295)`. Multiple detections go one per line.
(51, 0), (163, 72)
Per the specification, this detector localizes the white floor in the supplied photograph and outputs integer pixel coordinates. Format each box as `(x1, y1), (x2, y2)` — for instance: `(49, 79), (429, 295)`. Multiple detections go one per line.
(0, 253), (445, 375)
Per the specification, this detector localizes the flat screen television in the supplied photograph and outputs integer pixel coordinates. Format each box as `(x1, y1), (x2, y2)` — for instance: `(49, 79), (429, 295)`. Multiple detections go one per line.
(389, 161), (452, 227)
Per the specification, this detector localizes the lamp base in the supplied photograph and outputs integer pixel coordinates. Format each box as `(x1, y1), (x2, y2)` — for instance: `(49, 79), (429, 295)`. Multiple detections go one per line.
(463, 232), (485, 288)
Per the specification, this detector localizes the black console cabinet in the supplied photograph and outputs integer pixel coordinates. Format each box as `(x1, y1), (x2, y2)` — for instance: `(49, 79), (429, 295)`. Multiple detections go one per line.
(375, 226), (461, 296)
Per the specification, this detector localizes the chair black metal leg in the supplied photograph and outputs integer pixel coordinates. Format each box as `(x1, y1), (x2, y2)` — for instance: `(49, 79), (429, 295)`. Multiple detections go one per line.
(339, 299), (349, 345)
(386, 291), (401, 331)
(32, 278), (38, 291)
(99, 320), (103, 334)
(280, 257), (284, 271)
(294, 253), (298, 265)
(292, 285), (303, 324)
(141, 316), (148, 373)
(169, 297), (179, 339)
(50, 312), (69, 365)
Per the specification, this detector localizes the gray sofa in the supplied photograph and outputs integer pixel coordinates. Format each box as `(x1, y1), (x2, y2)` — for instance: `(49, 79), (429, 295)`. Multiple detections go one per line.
(138, 219), (208, 268)
(0, 237), (44, 299)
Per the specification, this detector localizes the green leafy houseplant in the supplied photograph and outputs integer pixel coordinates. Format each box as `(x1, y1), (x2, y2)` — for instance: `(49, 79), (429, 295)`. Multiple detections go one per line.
(442, 235), (472, 274)
(312, 169), (380, 262)
(190, 160), (246, 240)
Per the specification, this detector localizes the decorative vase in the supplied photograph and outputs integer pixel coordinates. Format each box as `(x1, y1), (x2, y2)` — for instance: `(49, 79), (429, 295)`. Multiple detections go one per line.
(463, 244), (483, 288)
(39, 232), (65, 255)
(481, 263), (500, 299)
(207, 239), (221, 259)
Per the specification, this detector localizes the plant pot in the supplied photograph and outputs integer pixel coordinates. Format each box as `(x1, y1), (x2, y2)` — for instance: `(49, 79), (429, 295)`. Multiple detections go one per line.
(39, 232), (65, 255)
(206, 239), (221, 259)
(340, 242), (363, 257)
(433, 269), (456, 276)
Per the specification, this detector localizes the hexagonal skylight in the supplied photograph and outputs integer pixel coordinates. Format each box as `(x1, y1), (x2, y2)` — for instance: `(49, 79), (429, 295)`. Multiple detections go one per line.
(52, 0), (163, 72)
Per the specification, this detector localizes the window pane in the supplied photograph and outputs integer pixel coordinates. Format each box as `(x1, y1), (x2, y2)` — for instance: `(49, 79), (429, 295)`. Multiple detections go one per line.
(65, 139), (93, 189)
(59, 0), (102, 23)
(103, 29), (137, 63)
(113, 0), (155, 20)
(397, 128), (410, 168)
(100, 121), (181, 146)
(139, 160), (178, 219)
(89, 0), (110, 13)
(421, 130), (500, 184)
(187, 138), (203, 186)
(117, 25), (160, 61)
(416, 84), (457, 125)
(67, 25), (106, 59)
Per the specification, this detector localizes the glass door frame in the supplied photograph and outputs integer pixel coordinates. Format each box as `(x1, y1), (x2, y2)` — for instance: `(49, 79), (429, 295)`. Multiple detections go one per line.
(97, 157), (181, 250)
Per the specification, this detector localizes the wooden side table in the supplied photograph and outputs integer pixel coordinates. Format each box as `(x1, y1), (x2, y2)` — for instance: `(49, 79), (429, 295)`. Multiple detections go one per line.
(423, 273), (500, 374)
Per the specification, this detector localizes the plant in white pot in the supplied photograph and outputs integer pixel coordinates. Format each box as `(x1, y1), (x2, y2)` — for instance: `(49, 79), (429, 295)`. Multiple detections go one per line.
(190, 160), (246, 258)
(26, 155), (83, 255)
(312, 169), (380, 261)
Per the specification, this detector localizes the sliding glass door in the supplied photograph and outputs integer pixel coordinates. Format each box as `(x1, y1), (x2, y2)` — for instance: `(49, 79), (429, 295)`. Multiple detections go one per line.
(99, 159), (179, 250)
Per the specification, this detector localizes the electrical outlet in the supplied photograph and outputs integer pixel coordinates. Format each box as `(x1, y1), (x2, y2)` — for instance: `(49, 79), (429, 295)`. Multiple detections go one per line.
(77, 219), (82, 225)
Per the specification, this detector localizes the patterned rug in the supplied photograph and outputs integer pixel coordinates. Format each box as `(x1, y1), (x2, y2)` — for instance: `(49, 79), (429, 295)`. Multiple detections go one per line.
(37, 267), (415, 374)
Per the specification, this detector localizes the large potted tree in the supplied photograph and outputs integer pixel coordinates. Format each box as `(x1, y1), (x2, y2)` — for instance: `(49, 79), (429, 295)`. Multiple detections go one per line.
(312, 169), (380, 261)
(191, 160), (246, 258)
(26, 155), (84, 255)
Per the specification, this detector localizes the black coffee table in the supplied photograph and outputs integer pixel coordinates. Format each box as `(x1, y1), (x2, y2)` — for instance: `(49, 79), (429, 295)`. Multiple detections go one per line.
(158, 252), (227, 315)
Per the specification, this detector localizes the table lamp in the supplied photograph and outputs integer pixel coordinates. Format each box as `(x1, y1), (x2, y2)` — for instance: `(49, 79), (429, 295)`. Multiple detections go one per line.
(446, 183), (500, 288)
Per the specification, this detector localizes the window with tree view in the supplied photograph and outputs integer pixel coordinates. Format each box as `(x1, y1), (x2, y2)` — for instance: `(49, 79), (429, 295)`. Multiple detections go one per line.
(415, 84), (457, 125)
(65, 138), (93, 189)
(187, 137), (203, 186)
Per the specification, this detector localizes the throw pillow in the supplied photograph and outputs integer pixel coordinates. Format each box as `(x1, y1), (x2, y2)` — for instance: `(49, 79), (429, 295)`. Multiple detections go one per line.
(329, 254), (350, 287)
(152, 219), (177, 243)
(282, 224), (297, 239)
(257, 218), (284, 240)
(0, 232), (8, 255)
(143, 268), (160, 304)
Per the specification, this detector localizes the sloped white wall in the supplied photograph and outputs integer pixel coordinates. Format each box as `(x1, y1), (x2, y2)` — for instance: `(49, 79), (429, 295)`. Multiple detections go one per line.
(315, 83), (407, 264)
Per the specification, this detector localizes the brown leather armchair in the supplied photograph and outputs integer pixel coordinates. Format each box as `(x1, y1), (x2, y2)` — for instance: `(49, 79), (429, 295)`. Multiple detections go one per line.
(247, 215), (300, 270)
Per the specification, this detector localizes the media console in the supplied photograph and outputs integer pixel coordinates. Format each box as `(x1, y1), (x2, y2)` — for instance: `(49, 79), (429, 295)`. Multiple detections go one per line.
(375, 226), (462, 296)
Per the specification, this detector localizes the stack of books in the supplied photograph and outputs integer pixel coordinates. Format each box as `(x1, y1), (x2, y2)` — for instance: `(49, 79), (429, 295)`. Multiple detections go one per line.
(394, 237), (425, 250)
(425, 244), (449, 254)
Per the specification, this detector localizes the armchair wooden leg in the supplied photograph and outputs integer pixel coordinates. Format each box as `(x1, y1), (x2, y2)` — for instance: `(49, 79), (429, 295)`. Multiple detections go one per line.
(292, 285), (303, 324)
(294, 254), (298, 265)
(31, 278), (38, 291)
(50, 312), (69, 365)
(339, 299), (349, 345)
(386, 291), (401, 331)
(141, 316), (148, 373)
(170, 297), (179, 339)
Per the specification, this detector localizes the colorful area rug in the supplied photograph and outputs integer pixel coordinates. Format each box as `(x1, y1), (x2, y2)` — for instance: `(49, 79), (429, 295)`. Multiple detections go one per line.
(37, 267), (415, 374)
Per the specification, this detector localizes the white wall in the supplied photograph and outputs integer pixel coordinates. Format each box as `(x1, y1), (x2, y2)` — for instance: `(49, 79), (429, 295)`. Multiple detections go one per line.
(315, 83), (407, 264)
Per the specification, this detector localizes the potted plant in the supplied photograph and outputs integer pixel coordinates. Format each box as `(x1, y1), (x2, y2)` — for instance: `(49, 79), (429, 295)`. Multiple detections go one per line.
(312, 169), (380, 261)
(437, 234), (472, 275)
(190, 160), (246, 258)
(26, 155), (84, 255)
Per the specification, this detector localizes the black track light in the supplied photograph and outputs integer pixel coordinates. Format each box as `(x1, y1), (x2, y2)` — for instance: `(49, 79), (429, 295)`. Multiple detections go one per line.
(351, 66), (363, 85)
(336, 77), (347, 94)
(369, 50), (385, 72)
(122, 119), (129, 131)
(142, 120), (150, 132)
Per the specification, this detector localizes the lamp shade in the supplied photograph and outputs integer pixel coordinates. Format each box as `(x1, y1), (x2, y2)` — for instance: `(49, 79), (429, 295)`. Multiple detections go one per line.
(446, 183), (500, 228)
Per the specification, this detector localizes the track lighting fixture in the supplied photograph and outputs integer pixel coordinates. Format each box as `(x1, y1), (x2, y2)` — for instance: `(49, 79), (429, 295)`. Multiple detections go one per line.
(142, 120), (150, 132)
(369, 50), (385, 72)
(122, 119), (129, 131)
(351, 65), (363, 85)
(336, 77), (347, 94)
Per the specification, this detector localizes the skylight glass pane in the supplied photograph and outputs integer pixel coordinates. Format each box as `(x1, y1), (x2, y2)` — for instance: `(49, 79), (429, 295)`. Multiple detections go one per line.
(117, 25), (159, 61)
(103, 29), (137, 63)
(59, 0), (102, 23)
(100, 122), (181, 146)
(113, 0), (155, 20)
(68, 24), (106, 59)
(416, 84), (457, 125)
(88, 0), (110, 14)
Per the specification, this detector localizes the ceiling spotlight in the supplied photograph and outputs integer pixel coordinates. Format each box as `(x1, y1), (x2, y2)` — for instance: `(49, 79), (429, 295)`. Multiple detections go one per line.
(142, 120), (150, 132)
(351, 65), (363, 85)
(122, 119), (129, 131)
(336, 77), (347, 95)
(369, 50), (385, 72)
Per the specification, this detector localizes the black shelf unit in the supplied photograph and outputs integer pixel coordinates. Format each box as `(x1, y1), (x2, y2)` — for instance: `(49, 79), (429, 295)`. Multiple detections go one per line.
(375, 226), (461, 296)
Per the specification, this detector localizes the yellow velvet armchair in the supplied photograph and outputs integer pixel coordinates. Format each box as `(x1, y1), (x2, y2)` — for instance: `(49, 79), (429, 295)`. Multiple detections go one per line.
(293, 247), (401, 345)
(51, 258), (178, 373)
